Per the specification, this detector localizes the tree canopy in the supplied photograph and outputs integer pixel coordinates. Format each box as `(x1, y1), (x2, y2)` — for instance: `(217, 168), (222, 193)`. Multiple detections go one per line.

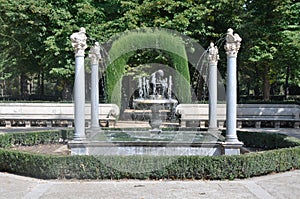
(0, 0), (299, 101)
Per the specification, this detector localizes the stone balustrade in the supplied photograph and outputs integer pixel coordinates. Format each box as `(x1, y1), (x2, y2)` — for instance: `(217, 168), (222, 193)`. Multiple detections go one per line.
(175, 104), (300, 128)
(0, 103), (119, 128)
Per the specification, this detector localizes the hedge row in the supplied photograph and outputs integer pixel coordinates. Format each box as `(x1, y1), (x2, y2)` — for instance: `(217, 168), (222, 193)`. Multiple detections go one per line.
(236, 131), (300, 149)
(0, 147), (299, 180)
(0, 130), (73, 148)
(0, 130), (299, 180)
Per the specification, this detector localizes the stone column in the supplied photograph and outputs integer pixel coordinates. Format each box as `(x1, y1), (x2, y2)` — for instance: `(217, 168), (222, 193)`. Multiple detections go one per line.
(89, 42), (101, 129)
(207, 42), (219, 131)
(222, 28), (243, 155)
(70, 27), (87, 140)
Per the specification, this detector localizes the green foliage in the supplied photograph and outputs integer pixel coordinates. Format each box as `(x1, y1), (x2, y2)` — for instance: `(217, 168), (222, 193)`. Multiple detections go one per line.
(240, 0), (300, 100)
(0, 146), (299, 180)
(105, 54), (127, 106)
(106, 28), (191, 106)
(0, 130), (299, 180)
(0, 0), (108, 99)
(237, 131), (300, 149)
(0, 0), (299, 101)
(0, 130), (73, 148)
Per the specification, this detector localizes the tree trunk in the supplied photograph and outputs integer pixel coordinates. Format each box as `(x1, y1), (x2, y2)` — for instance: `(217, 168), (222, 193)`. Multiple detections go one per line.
(41, 71), (44, 97)
(284, 65), (290, 100)
(197, 77), (205, 101)
(20, 74), (29, 99)
(61, 80), (72, 100)
(263, 66), (271, 101)
(237, 69), (240, 103)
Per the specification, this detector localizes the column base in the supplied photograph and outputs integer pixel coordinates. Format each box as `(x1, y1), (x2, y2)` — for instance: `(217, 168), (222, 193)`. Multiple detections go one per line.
(221, 141), (243, 155)
(208, 127), (219, 132)
(73, 134), (86, 141)
(68, 140), (88, 155)
(225, 134), (240, 143)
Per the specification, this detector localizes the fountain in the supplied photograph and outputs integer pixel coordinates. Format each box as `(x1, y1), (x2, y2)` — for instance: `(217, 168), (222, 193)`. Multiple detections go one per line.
(132, 69), (178, 132)
(68, 27), (243, 156)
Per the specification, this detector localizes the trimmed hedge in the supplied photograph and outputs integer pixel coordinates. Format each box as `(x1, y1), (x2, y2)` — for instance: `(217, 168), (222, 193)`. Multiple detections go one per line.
(0, 130), (73, 148)
(0, 130), (299, 180)
(0, 147), (299, 180)
(106, 28), (192, 106)
(236, 131), (300, 149)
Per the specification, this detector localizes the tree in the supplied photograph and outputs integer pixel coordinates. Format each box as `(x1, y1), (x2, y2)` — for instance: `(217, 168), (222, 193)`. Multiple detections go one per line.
(99, 0), (246, 101)
(1, 0), (299, 102)
(275, 1), (300, 99)
(240, 0), (300, 101)
(0, 0), (108, 99)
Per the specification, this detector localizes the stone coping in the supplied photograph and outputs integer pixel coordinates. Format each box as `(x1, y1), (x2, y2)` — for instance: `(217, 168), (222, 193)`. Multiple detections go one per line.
(68, 140), (221, 148)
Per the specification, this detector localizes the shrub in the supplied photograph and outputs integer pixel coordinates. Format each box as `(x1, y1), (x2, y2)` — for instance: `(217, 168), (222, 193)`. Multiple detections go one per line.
(0, 130), (73, 148)
(236, 131), (300, 149)
(0, 130), (299, 180)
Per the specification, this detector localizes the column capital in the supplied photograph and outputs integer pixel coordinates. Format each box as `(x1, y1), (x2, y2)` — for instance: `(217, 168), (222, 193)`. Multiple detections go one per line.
(224, 28), (242, 57)
(207, 42), (219, 64)
(89, 42), (102, 65)
(70, 27), (87, 57)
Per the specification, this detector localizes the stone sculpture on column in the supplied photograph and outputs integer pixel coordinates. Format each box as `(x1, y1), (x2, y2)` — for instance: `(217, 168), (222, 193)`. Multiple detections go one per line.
(70, 27), (87, 141)
(70, 27), (88, 57)
(207, 42), (219, 131)
(222, 28), (243, 155)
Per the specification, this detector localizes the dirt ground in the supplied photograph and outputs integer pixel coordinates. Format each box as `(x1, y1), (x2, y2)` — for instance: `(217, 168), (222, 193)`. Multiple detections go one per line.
(11, 144), (70, 156)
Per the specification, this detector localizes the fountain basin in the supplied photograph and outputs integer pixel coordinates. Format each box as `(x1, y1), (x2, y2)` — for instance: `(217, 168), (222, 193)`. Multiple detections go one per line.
(133, 98), (178, 110)
(68, 129), (229, 156)
(69, 141), (222, 156)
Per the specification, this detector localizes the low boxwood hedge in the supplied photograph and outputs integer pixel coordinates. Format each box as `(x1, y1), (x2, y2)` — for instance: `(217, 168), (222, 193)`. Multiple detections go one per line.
(0, 130), (299, 180)
(0, 130), (73, 148)
(236, 131), (300, 149)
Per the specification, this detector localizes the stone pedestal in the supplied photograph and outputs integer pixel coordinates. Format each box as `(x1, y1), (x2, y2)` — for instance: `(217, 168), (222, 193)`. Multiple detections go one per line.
(149, 104), (163, 134)
(69, 140), (89, 155)
(221, 142), (243, 155)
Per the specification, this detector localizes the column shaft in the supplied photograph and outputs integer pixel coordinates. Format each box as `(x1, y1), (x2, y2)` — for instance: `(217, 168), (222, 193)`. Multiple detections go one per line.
(91, 63), (99, 128)
(208, 63), (218, 130)
(226, 56), (238, 142)
(74, 56), (86, 140)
